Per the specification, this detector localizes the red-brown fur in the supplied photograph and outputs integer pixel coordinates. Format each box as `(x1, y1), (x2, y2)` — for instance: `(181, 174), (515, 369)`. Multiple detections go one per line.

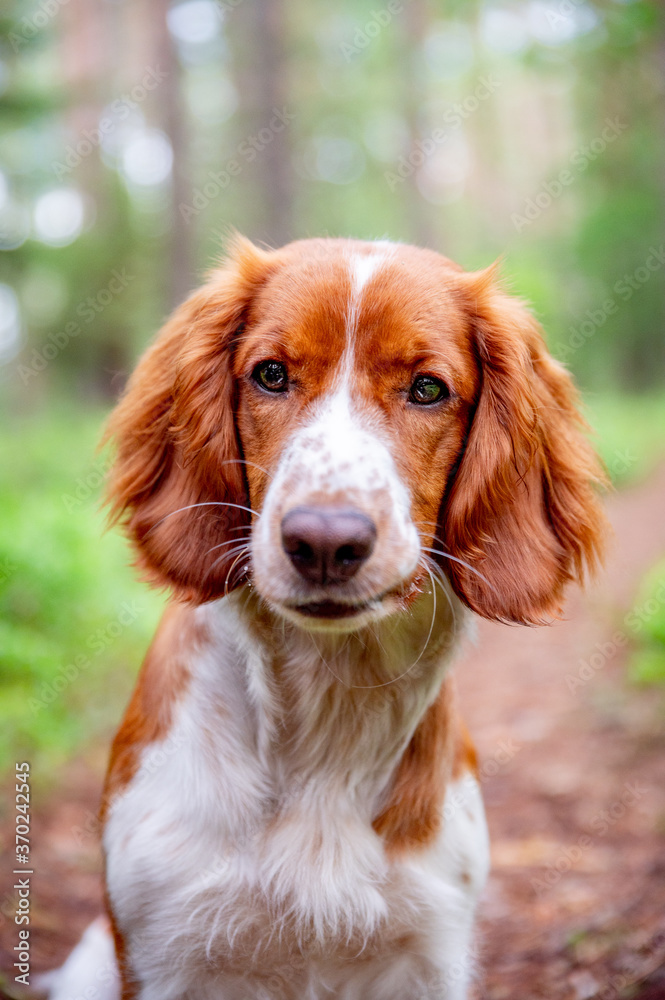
(103, 239), (277, 601)
(373, 678), (458, 856)
(100, 602), (198, 816)
(443, 266), (607, 623)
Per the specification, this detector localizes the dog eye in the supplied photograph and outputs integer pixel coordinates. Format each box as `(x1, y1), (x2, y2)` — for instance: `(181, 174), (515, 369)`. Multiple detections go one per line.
(252, 360), (288, 393)
(408, 375), (449, 405)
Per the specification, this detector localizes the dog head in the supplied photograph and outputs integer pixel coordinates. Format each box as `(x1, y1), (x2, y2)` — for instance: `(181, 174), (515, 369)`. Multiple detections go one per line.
(105, 235), (607, 629)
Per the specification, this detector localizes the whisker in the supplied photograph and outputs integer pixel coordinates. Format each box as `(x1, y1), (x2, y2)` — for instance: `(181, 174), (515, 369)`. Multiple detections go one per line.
(422, 555), (463, 657)
(203, 536), (253, 557)
(148, 501), (259, 534)
(316, 572), (447, 692)
(422, 555), (457, 626)
(422, 564), (439, 652)
(420, 545), (494, 589)
(208, 543), (251, 564)
(420, 551), (447, 582)
(204, 542), (251, 582)
(421, 553), (457, 604)
(224, 550), (252, 597)
(219, 459), (274, 480)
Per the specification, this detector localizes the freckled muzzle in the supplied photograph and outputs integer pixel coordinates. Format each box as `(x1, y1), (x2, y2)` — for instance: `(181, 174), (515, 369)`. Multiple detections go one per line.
(249, 382), (423, 626)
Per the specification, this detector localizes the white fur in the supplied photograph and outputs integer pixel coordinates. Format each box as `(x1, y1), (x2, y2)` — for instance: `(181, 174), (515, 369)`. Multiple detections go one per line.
(99, 588), (488, 1000)
(346, 247), (393, 343)
(38, 916), (120, 1000)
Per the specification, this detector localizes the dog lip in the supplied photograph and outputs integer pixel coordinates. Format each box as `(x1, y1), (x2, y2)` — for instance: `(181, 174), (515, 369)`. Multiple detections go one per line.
(291, 600), (371, 619)
(285, 581), (410, 620)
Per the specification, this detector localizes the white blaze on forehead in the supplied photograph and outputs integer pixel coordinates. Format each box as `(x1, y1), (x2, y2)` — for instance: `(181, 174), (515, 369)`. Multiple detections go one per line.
(352, 251), (389, 296)
(291, 243), (402, 502)
(345, 245), (394, 345)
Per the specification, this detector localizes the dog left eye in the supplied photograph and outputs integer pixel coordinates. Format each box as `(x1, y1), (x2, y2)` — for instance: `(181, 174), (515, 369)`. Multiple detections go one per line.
(408, 375), (449, 405)
(253, 360), (289, 393)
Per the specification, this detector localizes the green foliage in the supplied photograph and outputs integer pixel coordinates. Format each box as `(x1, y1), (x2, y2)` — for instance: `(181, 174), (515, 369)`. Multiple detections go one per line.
(629, 561), (665, 685)
(0, 408), (164, 772)
(583, 393), (665, 486)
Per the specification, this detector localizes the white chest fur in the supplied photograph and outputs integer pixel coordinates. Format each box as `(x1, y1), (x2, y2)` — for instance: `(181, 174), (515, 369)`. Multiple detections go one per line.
(103, 591), (489, 1000)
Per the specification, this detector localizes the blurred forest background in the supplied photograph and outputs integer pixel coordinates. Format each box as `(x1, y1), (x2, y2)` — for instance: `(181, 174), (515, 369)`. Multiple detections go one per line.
(1, 0), (665, 773)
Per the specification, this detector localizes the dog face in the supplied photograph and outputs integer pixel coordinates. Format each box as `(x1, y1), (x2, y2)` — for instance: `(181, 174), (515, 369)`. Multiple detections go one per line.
(233, 240), (478, 631)
(105, 236), (606, 627)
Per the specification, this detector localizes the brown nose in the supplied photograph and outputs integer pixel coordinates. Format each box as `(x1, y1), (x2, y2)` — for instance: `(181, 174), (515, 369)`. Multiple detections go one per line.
(281, 506), (377, 585)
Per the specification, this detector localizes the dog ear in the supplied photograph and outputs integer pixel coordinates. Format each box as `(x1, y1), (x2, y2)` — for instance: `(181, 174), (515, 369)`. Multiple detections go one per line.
(440, 266), (608, 624)
(104, 235), (276, 603)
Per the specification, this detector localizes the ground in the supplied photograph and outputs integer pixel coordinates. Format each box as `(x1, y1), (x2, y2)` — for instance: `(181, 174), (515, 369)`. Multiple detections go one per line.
(1, 466), (664, 1000)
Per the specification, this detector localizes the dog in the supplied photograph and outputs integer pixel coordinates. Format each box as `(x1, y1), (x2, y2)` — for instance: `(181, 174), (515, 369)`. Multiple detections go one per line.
(46, 235), (606, 1000)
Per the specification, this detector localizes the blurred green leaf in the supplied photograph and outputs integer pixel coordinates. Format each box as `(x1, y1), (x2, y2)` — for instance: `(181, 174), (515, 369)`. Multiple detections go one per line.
(0, 407), (165, 772)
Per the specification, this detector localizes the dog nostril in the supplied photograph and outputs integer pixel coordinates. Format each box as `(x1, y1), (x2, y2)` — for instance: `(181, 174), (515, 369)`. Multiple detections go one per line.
(336, 544), (356, 565)
(293, 541), (315, 563)
(335, 543), (366, 566)
(281, 506), (377, 585)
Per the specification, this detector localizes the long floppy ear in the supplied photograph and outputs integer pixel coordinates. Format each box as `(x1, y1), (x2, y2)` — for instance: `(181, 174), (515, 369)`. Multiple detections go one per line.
(103, 235), (276, 603)
(441, 267), (608, 625)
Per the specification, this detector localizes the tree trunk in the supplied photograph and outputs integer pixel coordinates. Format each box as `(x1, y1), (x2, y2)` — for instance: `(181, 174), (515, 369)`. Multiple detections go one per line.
(151, 0), (193, 306)
(234, 0), (294, 247)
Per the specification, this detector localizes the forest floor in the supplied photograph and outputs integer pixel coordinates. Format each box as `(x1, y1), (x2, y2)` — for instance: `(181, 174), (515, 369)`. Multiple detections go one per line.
(1, 464), (665, 1000)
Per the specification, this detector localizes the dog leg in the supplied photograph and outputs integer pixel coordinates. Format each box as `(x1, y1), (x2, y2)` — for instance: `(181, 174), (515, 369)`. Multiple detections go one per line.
(36, 916), (120, 1000)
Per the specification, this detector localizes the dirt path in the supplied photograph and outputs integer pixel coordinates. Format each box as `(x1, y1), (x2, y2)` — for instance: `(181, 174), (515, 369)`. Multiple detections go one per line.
(1, 466), (665, 999)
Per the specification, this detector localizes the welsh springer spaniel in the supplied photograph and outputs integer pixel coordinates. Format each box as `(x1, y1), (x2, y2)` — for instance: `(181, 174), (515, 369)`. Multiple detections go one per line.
(47, 236), (606, 1000)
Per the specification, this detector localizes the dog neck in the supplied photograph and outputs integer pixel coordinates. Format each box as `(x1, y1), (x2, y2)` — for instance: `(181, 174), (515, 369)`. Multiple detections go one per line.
(202, 581), (465, 811)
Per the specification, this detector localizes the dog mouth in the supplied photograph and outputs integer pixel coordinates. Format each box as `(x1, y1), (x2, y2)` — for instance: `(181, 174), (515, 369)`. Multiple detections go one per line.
(285, 581), (411, 622)
(290, 599), (372, 620)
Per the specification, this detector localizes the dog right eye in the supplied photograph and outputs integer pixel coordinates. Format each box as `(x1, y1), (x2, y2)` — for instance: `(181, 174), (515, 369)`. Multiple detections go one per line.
(252, 360), (289, 393)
